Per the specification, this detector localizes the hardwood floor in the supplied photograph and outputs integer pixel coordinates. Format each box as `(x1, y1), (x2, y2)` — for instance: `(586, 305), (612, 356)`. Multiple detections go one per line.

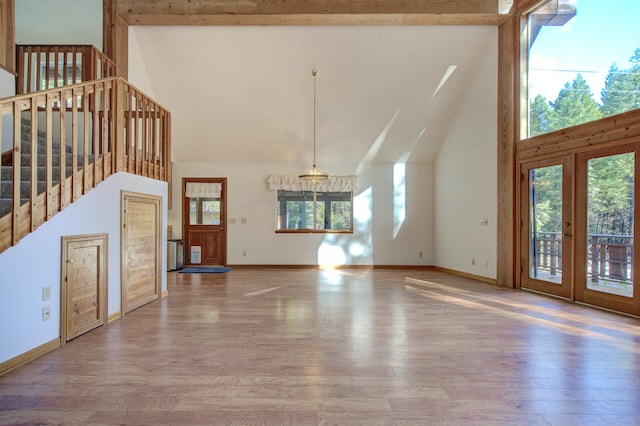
(1, 267), (640, 425)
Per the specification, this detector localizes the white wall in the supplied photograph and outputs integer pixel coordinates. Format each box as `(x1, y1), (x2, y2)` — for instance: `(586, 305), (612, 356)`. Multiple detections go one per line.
(15, 0), (102, 49)
(434, 29), (498, 279)
(0, 67), (14, 98)
(127, 28), (157, 99)
(0, 67), (14, 152)
(170, 161), (434, 266)
(0, 173), (167, 364)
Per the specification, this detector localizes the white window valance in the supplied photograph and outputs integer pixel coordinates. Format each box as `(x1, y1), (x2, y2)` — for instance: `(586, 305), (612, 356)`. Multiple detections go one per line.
(185, 182), (222, 198)
(268, 175), (357, 192)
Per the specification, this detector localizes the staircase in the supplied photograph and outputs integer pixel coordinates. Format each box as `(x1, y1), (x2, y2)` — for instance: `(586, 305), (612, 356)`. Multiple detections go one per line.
(0, 119), (90, 218)
(0, 45), (172, 255)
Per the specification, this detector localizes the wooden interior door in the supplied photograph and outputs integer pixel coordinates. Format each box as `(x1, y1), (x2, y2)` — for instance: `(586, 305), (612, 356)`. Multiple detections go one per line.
(61, 233), (108, 343)
(520, 156), (573, 299)
(121, 191), (162, 314)
(182, 178), (227, 266)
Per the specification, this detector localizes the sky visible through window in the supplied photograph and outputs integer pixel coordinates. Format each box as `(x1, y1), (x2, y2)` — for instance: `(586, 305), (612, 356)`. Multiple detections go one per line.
(529, 0), (640, 105)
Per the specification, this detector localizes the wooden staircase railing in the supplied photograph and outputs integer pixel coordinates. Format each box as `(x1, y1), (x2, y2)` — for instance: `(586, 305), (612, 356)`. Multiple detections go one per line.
(0, 77), (171, 254)
(16, 45), (117, 94)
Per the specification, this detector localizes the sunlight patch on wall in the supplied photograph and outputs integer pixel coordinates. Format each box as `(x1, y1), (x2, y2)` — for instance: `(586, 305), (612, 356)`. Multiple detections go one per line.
(354, 187), (373, 224)
(393, 162), (406, 238)
(318, 187), (373, 267)
(356, 111), (398, 176)
(392, 126), (426, 239)
(318, 243), (346, 267)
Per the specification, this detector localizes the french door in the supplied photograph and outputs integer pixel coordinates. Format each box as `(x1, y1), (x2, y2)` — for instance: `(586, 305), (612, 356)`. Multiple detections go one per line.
(574, 145), (639, 315)
(520, 156), (573, 299)
(521, 144), (640, 316)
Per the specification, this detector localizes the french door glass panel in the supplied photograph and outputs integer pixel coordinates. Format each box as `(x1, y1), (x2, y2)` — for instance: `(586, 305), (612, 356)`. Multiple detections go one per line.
(586, 153), (634, 298)
(529, 165), (563, 284)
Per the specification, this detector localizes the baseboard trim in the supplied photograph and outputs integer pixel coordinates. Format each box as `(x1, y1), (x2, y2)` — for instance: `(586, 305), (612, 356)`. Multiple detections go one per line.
(108, 311), (121, 323)
(434, 266), (497, 286)
(161, 290), (169, 298)
(0, 338), (60, 376)
(226, 264), (435, 270)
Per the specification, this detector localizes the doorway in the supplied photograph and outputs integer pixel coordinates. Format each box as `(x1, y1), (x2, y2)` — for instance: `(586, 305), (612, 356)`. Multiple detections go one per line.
(574, 145), (639, 315)
(520, 144), (640, 316)
(121, 191), (162, 315)
(182, 178), (227, 266)
(520, 156), (573, 299)
(60, 233), (108, 343)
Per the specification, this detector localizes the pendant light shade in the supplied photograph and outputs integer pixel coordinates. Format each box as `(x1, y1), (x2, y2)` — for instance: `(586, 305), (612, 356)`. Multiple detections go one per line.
(299, 69), (329, 182)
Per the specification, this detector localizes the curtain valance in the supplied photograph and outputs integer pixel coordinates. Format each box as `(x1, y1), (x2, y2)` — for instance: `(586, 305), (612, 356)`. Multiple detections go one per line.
(268, 175), (357, 192)
(185, 182), (222, 198)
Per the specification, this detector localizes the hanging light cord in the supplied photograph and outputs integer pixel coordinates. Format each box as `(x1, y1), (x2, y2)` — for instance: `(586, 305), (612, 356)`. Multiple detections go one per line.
(312, 68), (318, 167)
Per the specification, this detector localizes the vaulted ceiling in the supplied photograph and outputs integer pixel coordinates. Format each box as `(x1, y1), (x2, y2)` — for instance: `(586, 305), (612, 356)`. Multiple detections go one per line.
(120, 1), (504, 170)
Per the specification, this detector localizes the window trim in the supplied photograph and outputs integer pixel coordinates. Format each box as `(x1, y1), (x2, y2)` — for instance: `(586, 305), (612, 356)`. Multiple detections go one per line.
(275, 189), (354, 234)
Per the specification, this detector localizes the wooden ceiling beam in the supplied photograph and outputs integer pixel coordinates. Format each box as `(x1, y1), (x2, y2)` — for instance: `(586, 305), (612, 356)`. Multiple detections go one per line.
(116, 0), (510, 26)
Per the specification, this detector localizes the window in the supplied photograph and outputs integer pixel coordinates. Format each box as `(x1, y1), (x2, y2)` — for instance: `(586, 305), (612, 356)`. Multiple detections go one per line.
(524, 0), (640, 138)
(276, 190), (353, 232)
(189, 198), (221, 225)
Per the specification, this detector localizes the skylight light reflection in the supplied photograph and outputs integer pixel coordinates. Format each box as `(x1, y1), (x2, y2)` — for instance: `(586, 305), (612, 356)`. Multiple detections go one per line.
(432, 65), (458, 99)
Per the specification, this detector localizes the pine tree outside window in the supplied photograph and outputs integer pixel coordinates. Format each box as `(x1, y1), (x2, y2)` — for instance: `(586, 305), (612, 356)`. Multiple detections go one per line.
(525, 0), (640, 138)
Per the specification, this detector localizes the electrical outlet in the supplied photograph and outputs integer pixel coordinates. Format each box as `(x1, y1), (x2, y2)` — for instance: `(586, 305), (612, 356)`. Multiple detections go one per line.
(42, 286), (51, 301)
(471, 258), (476, 266)
(418, 251), (423, 258)
(42, 306), (51, 321)
(242, 251), (247, 257)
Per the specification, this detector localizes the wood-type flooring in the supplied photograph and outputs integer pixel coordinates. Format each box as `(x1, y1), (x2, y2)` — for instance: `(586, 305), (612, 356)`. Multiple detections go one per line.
(1, 267), (640, 425)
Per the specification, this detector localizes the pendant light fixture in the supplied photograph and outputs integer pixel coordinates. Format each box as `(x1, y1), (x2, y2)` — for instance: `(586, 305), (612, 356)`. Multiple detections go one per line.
(299, 68), (329, 183)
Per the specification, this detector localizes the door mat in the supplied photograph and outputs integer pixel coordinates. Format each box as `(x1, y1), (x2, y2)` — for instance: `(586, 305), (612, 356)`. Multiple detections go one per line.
(179, 267), (231, 274)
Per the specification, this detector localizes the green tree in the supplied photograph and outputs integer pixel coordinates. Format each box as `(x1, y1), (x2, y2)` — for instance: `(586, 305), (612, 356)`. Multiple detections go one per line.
(550, 74), (602, 130)
(529, 94), (555, 137)
(600, 63), (640, 116)
(588, 153), (634, 236)
(531, 165), (563, 233)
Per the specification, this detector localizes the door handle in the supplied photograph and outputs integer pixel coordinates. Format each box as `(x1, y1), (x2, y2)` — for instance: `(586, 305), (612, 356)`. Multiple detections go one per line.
(563, 233), (572, 237)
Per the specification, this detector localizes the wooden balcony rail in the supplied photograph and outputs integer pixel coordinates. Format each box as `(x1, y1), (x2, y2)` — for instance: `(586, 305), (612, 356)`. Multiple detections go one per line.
(589, 234), (633, 283)
(16, 45), (116, 95)
(533, 231), (562, 276)
(532, 232), (633, 284)
(0, 77), (171, 254)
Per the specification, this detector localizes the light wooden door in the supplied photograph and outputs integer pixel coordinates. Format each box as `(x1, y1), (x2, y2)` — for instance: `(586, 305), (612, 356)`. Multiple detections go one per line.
(121, 191), (162, 314)
(61, 234), (108, 342)
(574, 145), (640, 316)
(182, 178), (227, 266)
(520, 156), (573, 299)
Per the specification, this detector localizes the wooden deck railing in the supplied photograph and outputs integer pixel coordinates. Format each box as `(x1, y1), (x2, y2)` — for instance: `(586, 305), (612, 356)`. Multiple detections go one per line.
(16, 45), (116, 94)
(0, 77), (171, 254)
(532, 231), (633, 284)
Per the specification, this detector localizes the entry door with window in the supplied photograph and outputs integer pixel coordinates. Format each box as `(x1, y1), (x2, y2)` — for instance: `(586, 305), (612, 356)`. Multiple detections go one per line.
(575, 146), (639, 315)
(182, 178), (227, 266)
(520, 157), (573, 299)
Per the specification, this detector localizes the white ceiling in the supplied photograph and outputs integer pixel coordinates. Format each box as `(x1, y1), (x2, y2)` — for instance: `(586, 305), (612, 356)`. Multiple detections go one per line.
(130, 26), (496, 172)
